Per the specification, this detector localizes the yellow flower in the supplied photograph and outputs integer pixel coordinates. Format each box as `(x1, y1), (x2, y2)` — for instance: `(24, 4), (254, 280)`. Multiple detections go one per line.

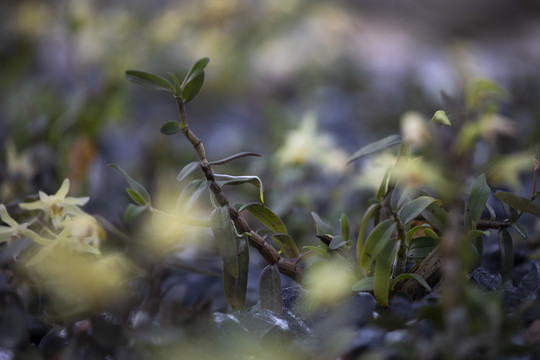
(19, 179), (89, 229)
(0, 204), (31, 244)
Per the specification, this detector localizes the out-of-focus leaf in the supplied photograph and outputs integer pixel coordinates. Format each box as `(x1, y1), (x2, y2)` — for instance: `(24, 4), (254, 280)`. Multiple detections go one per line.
(486, 202), (497, 221)
(398, 196), (440, 225)
(465, 78), (508, 111)
(110, 164), (151, 205)
(123, 204), (148, 221)
(125, 70), (175, 92)
(176, 180), (208, 213)
(224, 235), (249, 310)
(272, 234), (299, 258)
(311, 211), (332, 236)
(181, 72), (205, 103)
(421, 203), (449, 233)
(405, 223), (432, 246)
(347, 135), (402, 164)
(239, 203), (287, 234)
(160, 121), (182, 135)
(352, 277), (374, 292)
(126, 188), (146, 206)
(359, 219), (397, 273)
(208, 152), (262, 166)
(377, 168), (392, 202)
(391, 274), (431, 291)
(329, 235), (348, 250)
(465, 174), (490, 229)
(495, 192), (540, 218)
(182, 57), (210, 87)
(176, 161), (201, 183)
(356, 203), (380, 264)
(340, 214), (350, 242)
(303, 245), (329, 258)
(259, 264), (283, 315)
(373, 241), (399, 306)
(471, 236), (483, 269)
(215, 174), (264, 203)
(431, 110), (451, 126)
(499, 228), (513, 283)
(210, 206), (238, 277)
(512, 223), (527, 239)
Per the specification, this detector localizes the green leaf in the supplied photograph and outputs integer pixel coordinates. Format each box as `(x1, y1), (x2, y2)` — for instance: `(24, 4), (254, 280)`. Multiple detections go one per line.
(239, 203), (287, 234)
(329, 235), (348, 250)
(373, 241), (399, 306)
(168, 72), (181, 94)
(340, 213), (350, 242)
(356, 203), (380, 264)
(208, 152), (262, 166)
(351, 277), (374, 292)
(109, 164), (151, 205)
(272, 234), (300, 258)
(210, 206), (238, 277)
(359, 219), (397, 273)
(512, 223), (527, 239)
(215, 174), (264, 203)
(398, 196), (440, 225)
(181, 57), (210, 87)
(391, 273), (432, 291)
(123, 204), (148, 221)
(408, 236), (439, 260)
(465, 174), (491, 229)
(176, 161), (200, 183)
(495, 192), (540, 218)
(421, 203), (449, 232)
(347, 135), (402, 164)
(181, 71), (205, 103)
(176, 179), (209, 213)
(499, 228), (514, 283)
(160, 121), (182, 135)
(431, 110), (451, 126)
(405, 223), (432, 246)
(259, 264), (283, 315)
(223, 235), (249, 310)
(303, 245), (329, 258)
(377, 168), (392, 202)
(311, 211), (333, 236)
(125, 70), (176, 92)
(126, 188), (147, 206)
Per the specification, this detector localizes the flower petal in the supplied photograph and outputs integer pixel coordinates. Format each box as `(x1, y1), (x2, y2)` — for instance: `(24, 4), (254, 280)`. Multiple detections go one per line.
(56, 179), (70, 198)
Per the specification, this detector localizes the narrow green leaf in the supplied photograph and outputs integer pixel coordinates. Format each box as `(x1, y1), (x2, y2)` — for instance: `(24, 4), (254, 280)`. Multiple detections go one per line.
(215, 174), (264, 203)
(373, 241), (399, 306)
(431, 110), (451, 126)
(240, 203), (287, 234)
(391, 273), (432, 291)
(168, 72), (181, 94)
(499, 228), (514, 283)
(340, 214), (350, 242)
(259, 264), (283, 315)
(377, 168), (392, 202)
(352, 277), (374, 292)
(182, 57), (210, 87)
(208, 152), (262, 166)
(356, 203), (380, 264)
(329, 235), (347, 250)
(223, 235), (249, 310)
(176, 180), (209, 213)
(176, 161), (200, 183)
(347, 135), (402, 164)
(512, 223), (527, 239)
(311, 212), (333, 236)
(181, 71), (205, 103)
(126, 188), (147, 206)
(359, 219), (397, 273)
(302, 245), (329, 258)
(272, 233), (300, 258)
(123, 204), (148, 221)
(495, 192), (540, 218)
(125, 70), (176, 92)
(398, 196), (440, 225)
(160, 121), (182, 135)
(465, 174), (491, 229)
(109, 164), (151, 204)
(210, 206), (238, 277)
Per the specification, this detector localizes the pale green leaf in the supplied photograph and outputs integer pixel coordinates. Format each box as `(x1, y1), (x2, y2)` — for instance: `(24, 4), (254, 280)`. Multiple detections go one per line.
(125, 70), (175, 92)
(347, 135), (402, 164)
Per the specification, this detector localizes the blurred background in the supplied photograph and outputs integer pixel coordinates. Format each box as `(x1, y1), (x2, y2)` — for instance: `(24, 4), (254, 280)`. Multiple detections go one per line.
(1, 0), (540, 233)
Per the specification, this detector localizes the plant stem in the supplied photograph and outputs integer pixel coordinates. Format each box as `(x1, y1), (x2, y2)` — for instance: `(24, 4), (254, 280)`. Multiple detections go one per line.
(174, 96), (301, 282)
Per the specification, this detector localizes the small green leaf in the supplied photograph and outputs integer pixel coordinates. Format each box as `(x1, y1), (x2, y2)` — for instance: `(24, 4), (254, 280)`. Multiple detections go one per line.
(374, 241), (399, 306)
(495, 192), (540, 218)
(123, 204), (148, 221)
(272, 233), (300, 258)
(347, 135), (402, 164)
(215, 174), (264, 203)
(109, 164), (151, 204)
(160, 121), (182, 135)
(168, 72), (181, 94)
(259, 264), (283, 315)
(239, 203), (287, 234)
(351, 277), (374, 292)
(210, 206), (238, 277)
(182, 57), (210, 87)
(356, 203), (380, 264)
(208, 152), (262, 166)
(311, 212), (333, 236)
(465, 174), (490, 229)
(359, 219), (397, 273)
(377, 168), (392, 202)
(126, 188), (147, 206)
(431, 110), (451, 126)
(499, 228), (514, 283)
(181, 71), (205, 103)
(405, 223), (432, 246)
(398, 196), (440, 225)
(223, 235), (249, 310)
(125, 70), (176, 92)
(303, 245), (329, 258)
(340, 214), (350, 242)
(329, 235), (348, 250)
(176, 161), (200, 183)
(391, 273), (431, 291)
